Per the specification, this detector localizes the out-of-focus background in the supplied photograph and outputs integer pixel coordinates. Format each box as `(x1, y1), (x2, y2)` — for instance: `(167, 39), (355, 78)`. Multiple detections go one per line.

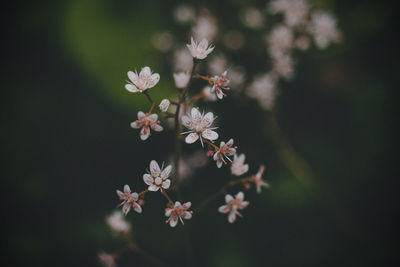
(2, 0), (399, 266)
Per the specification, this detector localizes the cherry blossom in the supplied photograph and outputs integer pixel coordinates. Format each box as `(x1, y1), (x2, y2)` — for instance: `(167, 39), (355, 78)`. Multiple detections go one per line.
(213, 139), (236, 168)
(116, 185), (142, 215)
(231, 153), (249, 176)
(130, 111), (163, 141)
(159, 99), (170, 112)
(173, 72), (191, 88)
(211, 71), (230, 99)
(143, 160), (172, 191)
(165, 201), (192, 227)
(218, 192), (249, 223)
(309, 11), (340, 49)
(125, 66), (160, 93)
(181, 108), (218, 146)
(186, 37), (214, 60)
(253, 165), (270, 193)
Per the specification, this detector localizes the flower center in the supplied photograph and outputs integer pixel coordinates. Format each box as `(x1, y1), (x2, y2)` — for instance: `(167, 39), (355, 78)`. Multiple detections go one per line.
(155, 177), (162, 185)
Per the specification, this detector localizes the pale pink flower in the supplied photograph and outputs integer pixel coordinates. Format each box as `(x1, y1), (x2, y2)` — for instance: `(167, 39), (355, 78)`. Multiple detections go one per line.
(173, 72), (191, 88)
(213, 139), (236, 168)
(191, 11), (218, 41)
(218, 192), (249, 223)
(159, 99), (170, 112)
(98, 251), (116, 267)
(273, 54), (294, 80)
(125, 66), (160, 93)
(174, 4), (195, 24)
(269, 0), (309, 27)
(295, 35), (311, 50)
(267, 24), (293, 59)
(253, 165), (270, 193)
(211, 71), (230, 99)
(309, 11), (340, 49)
(106, 210), (130, 234)
(246, 73), (278, 110)
(116, 185), (142, 215)
(130, 111), (163, 141)
(165, 201), (192, 227)
(186, 37), (214, 60)
(202, 86), (217, 102)
(181, 108), (218, 146)
(143, 160), (172, 191)
(173, 47), (193, 72)
(231, 153), (249, 176)
(208, 55), (228, 76)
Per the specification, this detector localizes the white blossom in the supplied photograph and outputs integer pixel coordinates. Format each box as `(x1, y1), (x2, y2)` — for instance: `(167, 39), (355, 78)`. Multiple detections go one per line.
(211, 71), (230, 99)
(202, 86), (217, 102)
(165, 201), (192, 227)
(231, 153), (249, 176)
(269, 0), (309, 27)
(173, 72), (191, 88)
(174, 4), (195, 24)
(181, 108), (218, 146)
(116, 185), (142, 215)
(295, 35), (311, 50)
(218, 192), (249, 223)
(273, 54), (294, 80)
(213, 139), (236, 168)
(98, 252), (116, 267)
(125, 66), (160, 93)
(246, 73), (278, 110)
(130, 111), (163, 141)
(253, 165), (270, 193)
(309, 11), (340, 49)
(173, 47), (193, 72)
(267, 24), (293, 59)
(143, 160), (172, 192)
(159, 99), (170, 112)
(106, 210), (130, 234)
(191, 11), (217, 41)
(186, 37), (214, 60)
(208, 55), (228, 76)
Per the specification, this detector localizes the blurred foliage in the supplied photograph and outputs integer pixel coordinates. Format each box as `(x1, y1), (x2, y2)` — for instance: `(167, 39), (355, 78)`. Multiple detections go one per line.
(2, 0), (399, 266)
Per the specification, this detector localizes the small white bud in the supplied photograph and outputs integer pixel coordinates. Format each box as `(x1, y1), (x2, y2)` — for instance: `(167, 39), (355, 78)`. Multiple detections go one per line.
(159, 99), (170, 112)
(173, 72), (191, 89)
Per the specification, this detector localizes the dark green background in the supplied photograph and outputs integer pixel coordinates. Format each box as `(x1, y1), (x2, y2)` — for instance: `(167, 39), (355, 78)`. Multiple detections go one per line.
(2, 0), (398, 266)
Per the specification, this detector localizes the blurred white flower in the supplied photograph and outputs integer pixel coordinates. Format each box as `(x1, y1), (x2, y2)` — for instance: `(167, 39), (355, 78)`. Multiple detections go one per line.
(174, 4), (195, 24)
(159, 99), (170, 112)
(165, 201), (192, 227)
(208, 55), (228, 76)
(241, 8), (266, 29)
(116, 185), (142, 215)
(143, 160), (172, 191)
(228, 66), (246, 88)
(173, 72), (191, 88)
(130, 111), (163, 141)
(273, 54), (294, 80)
(125, 67), (160, 93)
(246, 73), (278, 110)
(151, 32), (173, 52)
(253, 165), (270, 193)
(106, 210), (130, 234)
(202, 86), (217, 102)
(186, 37), (214, 60)
(192, 11), (218, 41)
(98, 251), (116, 267)
(181, 108), (218, 146)
(213, 139), (236, 168)
(218, 192), (249, 223)
(267, 24), (294, 59)
(309, 11), (341, 49)
(269, 0), (309, 27)
(173, 47), (193, 72)
(295, 35), (311, 50)
(231, 153), (249, 176)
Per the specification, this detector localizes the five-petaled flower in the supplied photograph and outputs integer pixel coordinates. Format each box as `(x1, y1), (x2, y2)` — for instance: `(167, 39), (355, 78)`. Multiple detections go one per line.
(213, 139), (236, 168)
(165, 201), (192, 227)
(116, 185), (142, 215)
(253, 165), (269, 193)
(186, 37), (214, 59)
(131, 111), (163, 141)
(143, 160), (172, 191)
(211, 71), (230, 99)
(181, 107), (218, 146)
(218, 192), (249, 223)
(231, 153), (249, 176)
(125, 66), (160, 93)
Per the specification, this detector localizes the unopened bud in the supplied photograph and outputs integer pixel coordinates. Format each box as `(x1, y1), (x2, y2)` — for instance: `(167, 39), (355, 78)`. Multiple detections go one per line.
(159, 99), (170, 112)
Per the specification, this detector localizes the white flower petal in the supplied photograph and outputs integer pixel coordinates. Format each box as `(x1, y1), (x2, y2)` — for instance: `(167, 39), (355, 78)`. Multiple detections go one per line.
(127, 71), (139, 84)
(139, 66), (151, 80)
(143, 174), (154, 186)
(165, 208), (172, 217)
(161, 165), (172, 179)
(183, 202), (191, 209)
(228, 211), (236, 223)
(185, 133), (199, 144)
(198, 38), (209, 51)
(152, 124), (163, 132)
(202, 112), (214, 127)
(236, 192), (244, 201)
(225, 194), (234, 203)
(140, 126), (150, 140)
(130, 192), (138, 201)
(125, 83), (139, 93)
(148, 114), (158, 122)
(148, 73), (160, 88)
(191, 108), (202, 124)
(182, 115), (194, 129)
(123, 202), (131, 215)
(174, 201), (182, 207)
(202, 129), (218, 141)
(182, 211), (192, 219)
(124, 185), (131, 193)
(218, 205), (229, 214)
(169, 216), (178, 227)
(150, 160), (161, 177)
(130, 121), (139, 129)
(133, 203), (142, 213)
(162, 179), (171, 189)
(138, 111), (146, 120)
(216, 160), (223, 168)
(148, 184), (159, 191)
(116, 190), (124, 198)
